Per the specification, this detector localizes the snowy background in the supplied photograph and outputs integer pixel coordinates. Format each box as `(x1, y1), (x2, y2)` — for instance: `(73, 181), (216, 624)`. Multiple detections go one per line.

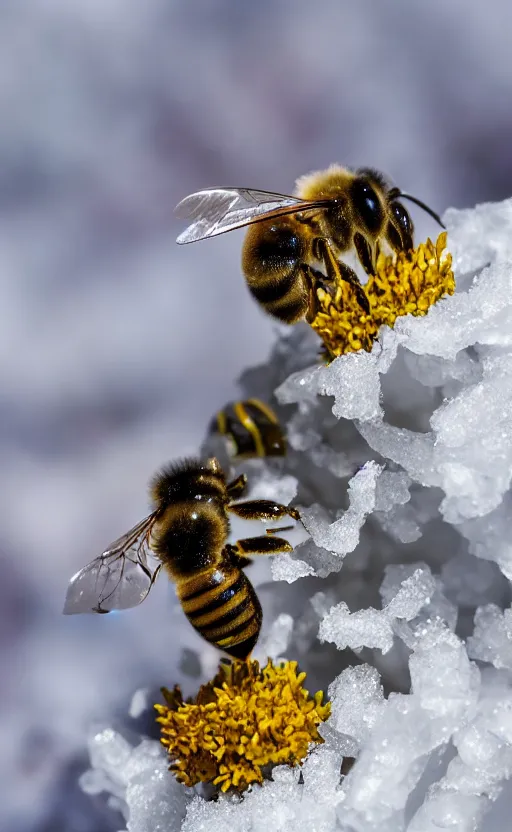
(2, 2), (512, 831)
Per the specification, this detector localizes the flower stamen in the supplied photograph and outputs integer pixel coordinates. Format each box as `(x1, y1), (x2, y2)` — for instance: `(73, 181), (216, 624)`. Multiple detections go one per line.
(155, 658), (330, 794)
(310, 232), (454, 361)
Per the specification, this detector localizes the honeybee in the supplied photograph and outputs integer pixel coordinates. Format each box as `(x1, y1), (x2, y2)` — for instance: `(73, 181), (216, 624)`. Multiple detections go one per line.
(210, 398), (286, 460)
(63, 458), (299, 659)
(176, 165), (444, 324)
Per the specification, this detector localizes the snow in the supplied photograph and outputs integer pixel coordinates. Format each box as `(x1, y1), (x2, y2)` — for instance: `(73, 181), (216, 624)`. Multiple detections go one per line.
(319, 567), (436, 654)
(301, 462), (383, 559)
(467, 605), (512, 670)
(80, 728), (189, 831)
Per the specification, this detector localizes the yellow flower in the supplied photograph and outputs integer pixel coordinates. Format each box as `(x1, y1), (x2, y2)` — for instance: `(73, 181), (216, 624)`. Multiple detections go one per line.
(310, 232), (454, 361)
(155, 659), (330, 794)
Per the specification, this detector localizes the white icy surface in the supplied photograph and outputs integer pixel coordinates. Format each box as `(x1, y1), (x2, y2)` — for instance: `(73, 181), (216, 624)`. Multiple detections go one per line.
(271, 461), (384, 583)
(319, 566), (436, 654)
(80, 728), (189, 831)
(302, 461), (383, 555)
(253, 612), (294, 663)
(458, 493), (512, 580)
(467, 604), (512, 670)
(276, 327), (399, 423)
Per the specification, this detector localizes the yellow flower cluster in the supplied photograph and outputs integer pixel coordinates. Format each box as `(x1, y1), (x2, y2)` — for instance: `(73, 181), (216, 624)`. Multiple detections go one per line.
(155, 659), (330, 794)
(310, 232), (454, 361)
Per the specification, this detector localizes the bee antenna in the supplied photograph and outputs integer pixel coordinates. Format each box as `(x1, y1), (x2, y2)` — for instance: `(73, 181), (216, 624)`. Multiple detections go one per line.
(392, 191), (446, 229)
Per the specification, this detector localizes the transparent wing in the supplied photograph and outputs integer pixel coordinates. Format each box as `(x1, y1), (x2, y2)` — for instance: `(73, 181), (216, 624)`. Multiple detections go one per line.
(63, 513), (162, 614)
(175, 187), (330, 243)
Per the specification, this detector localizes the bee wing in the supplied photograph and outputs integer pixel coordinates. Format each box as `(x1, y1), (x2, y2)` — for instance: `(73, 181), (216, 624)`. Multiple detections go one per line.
(63, 513), (162, 615)
(175, 187), (330, 244)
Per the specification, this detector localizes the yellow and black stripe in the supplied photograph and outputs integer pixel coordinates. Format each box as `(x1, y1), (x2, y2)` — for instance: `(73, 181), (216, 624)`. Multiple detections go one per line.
(177, 561), (262, 659)
(211, 398), (286, 459)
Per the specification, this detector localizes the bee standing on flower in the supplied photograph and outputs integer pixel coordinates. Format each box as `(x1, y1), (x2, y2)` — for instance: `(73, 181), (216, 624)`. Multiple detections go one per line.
(63, 457), (300, 659)
(175, 164), (444, 324)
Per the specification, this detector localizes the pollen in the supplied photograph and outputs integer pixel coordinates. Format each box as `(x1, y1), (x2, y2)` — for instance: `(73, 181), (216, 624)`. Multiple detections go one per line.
(155, 658), (330, 794)
(310, 232), (455, 361)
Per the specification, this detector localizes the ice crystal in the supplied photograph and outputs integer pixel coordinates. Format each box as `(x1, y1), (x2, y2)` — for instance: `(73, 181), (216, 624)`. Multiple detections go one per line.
(311, 232), (454, 359)
(155, 659), (330, 793)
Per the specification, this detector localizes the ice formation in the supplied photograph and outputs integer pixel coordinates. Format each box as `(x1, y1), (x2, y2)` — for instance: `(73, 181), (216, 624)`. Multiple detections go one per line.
(81, 198), (512, 830)
(80, 727), (189, 831)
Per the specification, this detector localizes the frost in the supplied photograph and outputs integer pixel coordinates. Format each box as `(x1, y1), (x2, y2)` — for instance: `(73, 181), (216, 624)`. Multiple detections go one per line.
(182, 750), (343, 832)
(458, 493), (512, 580)
(395, 262), (512, 359)
(372, 471), (423, 544)
(467, 605), (512, 670)
(270, 548), (316, 583)
(334, 622), (480, 830)
(408, 668), (512, 832)
(327, 665), (385, 754)
(301, 461), (383, 557)
(271, 461), (383, 583)
(320, 602), (396, 653)
(443, 196), (512, 274)
(254, 612), (294, 662)
(374, 470), (412, 513)
(80, 728), (188, 831)
(277, 327), (399, 422)
(319, 567), (437, 654)
(432, 354), (512, 523)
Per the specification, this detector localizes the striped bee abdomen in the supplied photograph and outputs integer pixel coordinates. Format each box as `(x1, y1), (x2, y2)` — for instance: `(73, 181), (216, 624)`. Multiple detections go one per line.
(242, 219), (309, 325)
(177, 557), (262, 659)
(212, 398), (286, 459)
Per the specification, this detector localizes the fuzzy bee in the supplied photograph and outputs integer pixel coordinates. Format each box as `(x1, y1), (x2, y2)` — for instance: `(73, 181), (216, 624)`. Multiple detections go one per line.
(176, 164), (444, 323)
(64, 458), (299, 659)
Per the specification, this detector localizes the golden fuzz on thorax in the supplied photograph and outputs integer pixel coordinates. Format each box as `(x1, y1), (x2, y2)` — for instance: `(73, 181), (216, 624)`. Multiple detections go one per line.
(310, 232), (454, 361)
(155, 658), (330, 794)
(294, 163), (353, 200)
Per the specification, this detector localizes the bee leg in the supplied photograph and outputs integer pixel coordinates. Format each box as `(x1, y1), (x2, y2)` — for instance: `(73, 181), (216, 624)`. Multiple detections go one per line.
(316, 237), (370, 315)
(337, 261), (371, 314)
(313, 237), (341, 283)
(233, 536), (294, 555)
(228, 499), (300, 522)
(224, 543), (253, 569)
(226, 474), (248, 500)
(266, 524), (294, 535)
(388, 202), (414, 252)
(353, 232), (375, 275)
(386, 221), (404, 254)
(305, 265), (335, 295)
(302, 265), (334, 323)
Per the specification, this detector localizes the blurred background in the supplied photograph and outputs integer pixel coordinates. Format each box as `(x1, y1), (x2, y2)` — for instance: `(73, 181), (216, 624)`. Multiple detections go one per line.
(1, 1), (511, 829)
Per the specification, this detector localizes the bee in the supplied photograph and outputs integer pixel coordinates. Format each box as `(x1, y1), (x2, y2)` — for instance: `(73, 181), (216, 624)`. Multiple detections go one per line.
(175, 165), (444, 324)
(63, 458), (299, 659)
(210, 398), (286, 460)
